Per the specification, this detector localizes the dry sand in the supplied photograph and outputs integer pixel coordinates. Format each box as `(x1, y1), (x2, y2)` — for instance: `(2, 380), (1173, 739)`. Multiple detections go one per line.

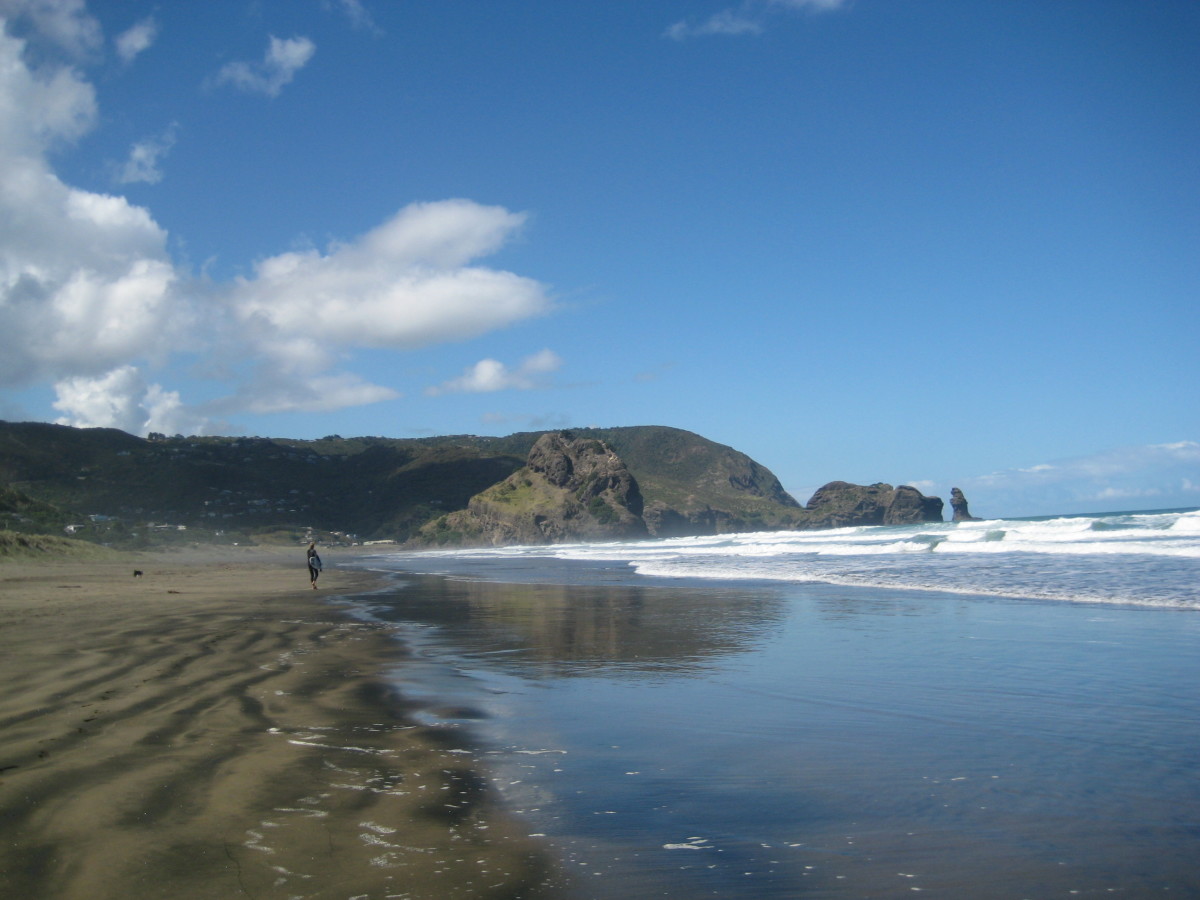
(0, 548), (558, 900)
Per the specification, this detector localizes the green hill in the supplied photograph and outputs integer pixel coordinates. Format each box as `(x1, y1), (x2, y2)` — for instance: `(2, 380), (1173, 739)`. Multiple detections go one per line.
(0, 422), (525, 547)
(0, 420), (944, 548)
(0, 421), (802, 547)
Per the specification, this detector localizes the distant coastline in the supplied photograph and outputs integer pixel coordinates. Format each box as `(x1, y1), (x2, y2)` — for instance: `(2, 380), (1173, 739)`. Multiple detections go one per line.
(1, 420), (947, 550)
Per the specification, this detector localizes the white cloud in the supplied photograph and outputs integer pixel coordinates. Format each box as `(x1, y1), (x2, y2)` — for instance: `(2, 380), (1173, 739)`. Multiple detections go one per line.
(771, 0), (848, 10)
(960, 442), (1200, 516)
(324, 0), (381, 35)
(666, 10), (764, 41)
(232, 199), (550, 352)
(1, 26), (179, 389)
(195, 199), (550, 417)
(1, 14), (552, 433)
(665, 0), (847, 40)
(52, 365), (146, 430)
(426, 349), (563, 396)
(216, 35), (315, 98)
(206, 370), (398, 417)
(52, 364), (212, 435)
(114, 121), (178, 184)
(0, 26), (96, 155)
(0, 0), (102, 59)
(114, 15), (156, 64)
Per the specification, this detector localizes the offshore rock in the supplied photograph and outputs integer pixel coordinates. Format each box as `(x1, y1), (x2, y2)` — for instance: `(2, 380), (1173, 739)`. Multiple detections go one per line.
(802, 481), (944, 528)
(885, 484), (946, 524)
(950, 487), (981, 522)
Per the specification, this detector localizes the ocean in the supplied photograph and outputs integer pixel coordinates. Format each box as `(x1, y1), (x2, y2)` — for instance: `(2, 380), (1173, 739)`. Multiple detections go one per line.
(347, 507), (1200, 898)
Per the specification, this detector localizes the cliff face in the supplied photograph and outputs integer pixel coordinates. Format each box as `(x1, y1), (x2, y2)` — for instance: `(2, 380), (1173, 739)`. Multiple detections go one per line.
(580, 425), (801, 537)
(802, 481), (945, 528)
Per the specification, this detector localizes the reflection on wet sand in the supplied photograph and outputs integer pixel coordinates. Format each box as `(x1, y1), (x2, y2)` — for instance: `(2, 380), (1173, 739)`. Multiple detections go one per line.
(345, 564), (1200, 900)
(363, 575), (787, 678)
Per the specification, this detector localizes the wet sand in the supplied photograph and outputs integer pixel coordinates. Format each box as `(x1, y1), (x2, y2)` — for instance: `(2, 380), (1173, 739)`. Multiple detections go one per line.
(0, 549), (557, 900)
(347, 562), (1200, 899)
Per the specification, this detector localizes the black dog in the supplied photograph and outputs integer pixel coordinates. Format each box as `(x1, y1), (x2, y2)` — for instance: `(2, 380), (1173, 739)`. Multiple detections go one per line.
(133, 570), (143, 578)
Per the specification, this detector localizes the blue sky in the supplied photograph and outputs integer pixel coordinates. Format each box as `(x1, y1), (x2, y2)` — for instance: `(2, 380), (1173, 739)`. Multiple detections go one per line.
(0, 0), (1197, 518)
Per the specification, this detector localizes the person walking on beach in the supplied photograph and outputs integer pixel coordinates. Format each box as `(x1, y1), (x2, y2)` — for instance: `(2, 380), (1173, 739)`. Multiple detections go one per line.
(306, 542), (322, 589)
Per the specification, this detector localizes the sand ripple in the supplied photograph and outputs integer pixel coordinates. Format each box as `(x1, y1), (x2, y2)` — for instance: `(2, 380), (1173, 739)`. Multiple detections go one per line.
(0, 555), (557, 899)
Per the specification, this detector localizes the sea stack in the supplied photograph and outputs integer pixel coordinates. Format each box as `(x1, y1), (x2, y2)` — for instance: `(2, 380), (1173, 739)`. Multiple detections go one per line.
(950, 487), (980, 522)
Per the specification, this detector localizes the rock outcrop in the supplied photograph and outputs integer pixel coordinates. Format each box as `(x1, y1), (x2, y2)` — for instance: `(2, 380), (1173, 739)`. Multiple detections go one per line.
(802, 481), (944, 528)
(423, 432), (649, 546)
(950, 487), (980, 522)
(585, 425), (801, 536)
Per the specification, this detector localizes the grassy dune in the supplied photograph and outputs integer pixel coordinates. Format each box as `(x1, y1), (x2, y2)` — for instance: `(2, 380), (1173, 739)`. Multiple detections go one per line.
(0, 530), (120, 561)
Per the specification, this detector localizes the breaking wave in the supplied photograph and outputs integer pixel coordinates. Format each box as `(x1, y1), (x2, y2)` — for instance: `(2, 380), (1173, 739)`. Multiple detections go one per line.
(390, 508), (1200, 610)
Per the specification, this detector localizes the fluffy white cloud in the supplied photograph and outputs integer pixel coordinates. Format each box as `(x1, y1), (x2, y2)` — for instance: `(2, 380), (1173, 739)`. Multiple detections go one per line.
(426, 349), (563, 396)
(233, 199), (550, 351)
(114, 122), (178, 185)
(216, 35), (315, 97)
(1, 13), (552, 434)
(52, 364), (211, 435)
(0, 26), (179, 389)
(114, 15), (156, 64)
(213, 200), (550, 416)
(52, 365), (145, 430)
(0, 27), (95, 154)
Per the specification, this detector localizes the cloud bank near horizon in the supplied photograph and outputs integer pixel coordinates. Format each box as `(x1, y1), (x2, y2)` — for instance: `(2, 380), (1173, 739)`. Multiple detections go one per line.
(0, 8), (554, 437)
(896, 443), (1200, 518)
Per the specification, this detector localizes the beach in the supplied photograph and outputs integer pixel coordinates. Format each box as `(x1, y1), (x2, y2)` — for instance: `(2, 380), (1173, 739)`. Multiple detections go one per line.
(0, 549), (557, 900)
(3, 520), (1197, 900)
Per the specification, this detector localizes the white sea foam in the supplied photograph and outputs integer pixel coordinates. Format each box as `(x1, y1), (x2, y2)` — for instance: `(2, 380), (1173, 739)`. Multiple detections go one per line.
(388, 508), (1200, 609)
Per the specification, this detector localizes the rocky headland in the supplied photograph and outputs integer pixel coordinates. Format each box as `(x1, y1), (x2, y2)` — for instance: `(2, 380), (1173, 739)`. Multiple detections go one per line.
(418, 431), (949, 546)
(424, 432), (649, 545)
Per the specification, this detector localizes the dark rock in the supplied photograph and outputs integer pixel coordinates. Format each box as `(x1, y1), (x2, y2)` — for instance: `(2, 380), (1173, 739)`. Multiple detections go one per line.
(885, 485), (946, 525)
(803, 481), (943, 528)
(950, 487), (980, 522)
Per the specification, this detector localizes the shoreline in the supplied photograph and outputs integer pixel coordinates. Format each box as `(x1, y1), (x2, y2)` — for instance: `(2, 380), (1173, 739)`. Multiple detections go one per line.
(0, 548), (559, 899)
